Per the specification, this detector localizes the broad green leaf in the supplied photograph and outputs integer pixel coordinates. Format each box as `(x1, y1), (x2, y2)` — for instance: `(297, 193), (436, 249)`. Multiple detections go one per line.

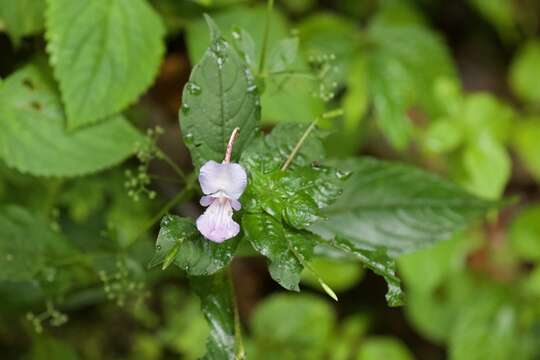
(512, 118), (540, 181)
(356, 337), (414, 360)
(423, 117), (464, 154)
(0, 206), (59, 281)
(328, 236), (403, 306)
(242, 214), (314, 291)
(510, 40), (540, 104)
(180, 16), (259, 167)
(250, 293), (335, 359)
(343, 55), (368, 132)
(241, 123), (325, 172)
(151, 215), (238, 276)
(459, 134), (510, 199)
(310, 158), (495, 256)
(186, 6), (323, 124)
(0, 0), (45, 45)
(367, 21), (456, 149)
(301, 258), (364, 293)
(268, 37), (299, 73)
(0, 63), (142, 177)
(508, 205), (540, 261)
(191, 272), (237, 360)
(461, 93), (513, 144)
(46, 0), (165, 128)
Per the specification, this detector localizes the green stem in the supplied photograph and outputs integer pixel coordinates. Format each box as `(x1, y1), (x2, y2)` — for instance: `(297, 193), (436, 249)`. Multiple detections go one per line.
(158, 150), (188, 182)
(258, 0), (275, 75)
(228, 266), (245, 359)
(281, 109), (344, 171)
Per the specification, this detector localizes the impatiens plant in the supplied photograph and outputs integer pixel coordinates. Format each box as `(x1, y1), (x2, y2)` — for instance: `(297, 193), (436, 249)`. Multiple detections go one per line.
(150, 11), (498, 359)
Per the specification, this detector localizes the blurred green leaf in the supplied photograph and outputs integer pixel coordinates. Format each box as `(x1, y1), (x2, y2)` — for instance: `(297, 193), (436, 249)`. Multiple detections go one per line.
(468, 0), (516, 39)
(508, 205), (540, 261)
(512, 118), (540, 181)
(151, 215), (238, 276)
(190, 271), (237, 360)
(301, 258), (364, 293)
(367, 19), (456, 149)
(0, 206), (54, 281)
(180, 16), (259, 167)
(45, 0), (165, 128)
(0, 0), (45, 45)
(310, 157), (495, 256)
(186, 6), (323, 124)
(243, 214), (314, 291)
(250, 293), (335, 359)
(28, 337), (79, 360)
(459, 134), (510, 199)
(423, 117), (464, 154)
(268, 37), (299, 73)
(0, 63), (142, 177)
(356, 337), (414, 360)
(509, 40), (540, 104)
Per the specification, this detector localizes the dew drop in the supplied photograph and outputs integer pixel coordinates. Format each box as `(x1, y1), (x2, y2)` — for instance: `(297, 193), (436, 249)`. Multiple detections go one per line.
(181, 103), (191, 115)
(186, 81), (201, 96)
(184, 133), (194, 144)
(247, 84), (257, 94)
(335, 169), (352, 180)
(156, 245), (162, 251)
(231, 26), (241, 40)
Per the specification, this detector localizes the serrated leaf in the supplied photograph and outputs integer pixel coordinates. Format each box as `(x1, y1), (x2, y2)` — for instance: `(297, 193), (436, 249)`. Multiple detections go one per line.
(186, 5), (323, 124)
(45, 0), (165, 128)
(0, 0), (45, 45)
(151, 215), (238, 276)
(310, 158), (496, 256)
(327, 236), (404, 307)
(180, 16), (259, 168)
(0, 206), (61, 281)
(241, 123), (326, 173)
(242, 213), (314, 291)
(191, 272), (236, 360)
(0, 63), (142, 177)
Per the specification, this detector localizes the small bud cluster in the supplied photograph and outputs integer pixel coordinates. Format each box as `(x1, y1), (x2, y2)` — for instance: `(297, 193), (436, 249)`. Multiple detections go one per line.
(308, 53), (339, 103)
(98, 259), (147, 308)
(26, 301), (68, 333)
(125, 126), (164, 201)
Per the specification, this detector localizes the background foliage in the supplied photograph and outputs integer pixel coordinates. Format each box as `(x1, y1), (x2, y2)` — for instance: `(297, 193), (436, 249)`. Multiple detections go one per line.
(1, 0), (540, 359)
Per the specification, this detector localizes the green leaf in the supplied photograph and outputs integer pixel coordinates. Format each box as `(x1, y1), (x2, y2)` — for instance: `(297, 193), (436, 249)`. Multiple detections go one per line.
(0, 206), (60, 281)
(0, 0), (45, 45)
(459, 133), (510, 199)
(151, 215), (238, 276)
(250, 293), (335, 359)
(241, 123), (325, 172)
(45, 0), (165, 128)
(367, 22), (456, 149)
(191, 271), (236, 360)
(301, 258), (364, 293)
(29, 337), (79, 360)
(0, 63), (142, 177)
(468, 0), (516, 38)
(242, 214), (314, 291)
(310, 158), (495, 256)
(180, 16), (260, 167)
(510, 40), (540, 104)
(186, 6), (323, 124)
(268, 37), (299, 73)
(357, 337), (414, 360)
(327, 236), (404, 307)
(508, 205), (540, 261)
(512, 118), (540, 181)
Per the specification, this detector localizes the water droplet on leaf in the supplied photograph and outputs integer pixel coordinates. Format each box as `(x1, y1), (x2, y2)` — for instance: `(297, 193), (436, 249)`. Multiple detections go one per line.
(186, 81), (201, 95)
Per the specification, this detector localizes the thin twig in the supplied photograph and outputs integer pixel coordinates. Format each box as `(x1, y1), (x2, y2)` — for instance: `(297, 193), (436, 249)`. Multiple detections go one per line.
(258, 0), (275, 75)
(228, 265), (246, 359)
(158, 150), (188, 182)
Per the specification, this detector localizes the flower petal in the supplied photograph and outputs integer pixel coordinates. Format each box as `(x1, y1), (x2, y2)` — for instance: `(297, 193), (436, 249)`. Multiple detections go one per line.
(200, 195), (215, 207)
(196, 198), (240, 243)
(199, 160), (247, 199)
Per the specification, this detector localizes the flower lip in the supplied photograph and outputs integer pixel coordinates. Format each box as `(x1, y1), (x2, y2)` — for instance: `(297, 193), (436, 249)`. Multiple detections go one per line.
(198, 160), (247, 199)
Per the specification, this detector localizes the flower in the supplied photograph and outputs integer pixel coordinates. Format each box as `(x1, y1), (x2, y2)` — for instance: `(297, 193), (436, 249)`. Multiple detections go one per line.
(196, 160), (247, 242)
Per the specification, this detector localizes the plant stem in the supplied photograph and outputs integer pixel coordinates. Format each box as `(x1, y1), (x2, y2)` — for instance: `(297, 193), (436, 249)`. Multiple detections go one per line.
(228, 265), (246, 359)
(158, 150), (188, 182)
(281, 109), (344, 171)
(258, 0), (275, 75)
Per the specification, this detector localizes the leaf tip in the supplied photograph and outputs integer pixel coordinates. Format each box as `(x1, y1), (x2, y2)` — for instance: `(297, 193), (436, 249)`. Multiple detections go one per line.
(203, 13), (221, 41)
